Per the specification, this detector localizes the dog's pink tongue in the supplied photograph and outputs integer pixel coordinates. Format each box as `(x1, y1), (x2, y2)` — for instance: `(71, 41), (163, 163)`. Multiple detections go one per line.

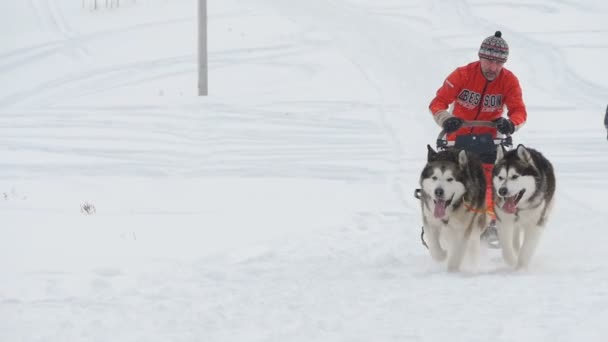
(434, 200), (446, 218)
(503, 198), (517, 214)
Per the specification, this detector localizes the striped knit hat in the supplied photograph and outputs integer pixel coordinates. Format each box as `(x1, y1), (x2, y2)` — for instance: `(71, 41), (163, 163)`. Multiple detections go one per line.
(478, 31), (509, 63)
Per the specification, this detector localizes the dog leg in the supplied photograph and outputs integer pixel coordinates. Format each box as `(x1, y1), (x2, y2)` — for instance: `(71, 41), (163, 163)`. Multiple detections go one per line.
(496, 219), (517, 267)
(466, 214), (486, 270)
(447, 215), (477, 272)
(424, 224), (447, 262)
(466, 225), (483, 271)
(516, 225), (544, 269)
(512, 225), (522, 253)
(447, 235), (467, 272)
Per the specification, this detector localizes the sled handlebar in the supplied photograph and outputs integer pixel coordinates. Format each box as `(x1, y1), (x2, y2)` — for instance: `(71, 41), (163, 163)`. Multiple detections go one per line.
(436, 120), (512, 149)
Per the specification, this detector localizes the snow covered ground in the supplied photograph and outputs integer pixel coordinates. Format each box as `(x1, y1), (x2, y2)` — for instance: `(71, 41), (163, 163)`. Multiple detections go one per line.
(1, 0), (608, 341)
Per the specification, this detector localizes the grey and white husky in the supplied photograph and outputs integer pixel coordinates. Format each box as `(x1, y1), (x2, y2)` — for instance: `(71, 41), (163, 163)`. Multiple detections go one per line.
(419, 146), (487, 272)
(493, 144), (556, 269)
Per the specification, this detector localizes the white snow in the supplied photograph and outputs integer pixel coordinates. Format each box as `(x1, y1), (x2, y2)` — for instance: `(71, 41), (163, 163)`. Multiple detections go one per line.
(1, 0), (608, 341)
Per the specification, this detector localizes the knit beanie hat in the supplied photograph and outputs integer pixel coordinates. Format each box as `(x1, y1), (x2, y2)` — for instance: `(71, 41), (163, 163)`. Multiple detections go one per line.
(478, 31), (509, 63)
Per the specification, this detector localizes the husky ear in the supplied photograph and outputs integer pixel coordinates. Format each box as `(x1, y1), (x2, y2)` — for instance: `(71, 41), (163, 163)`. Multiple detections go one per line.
(427, 145), (437, 161)
(495, 145), (506, 164)
(516, 144), (536, 169)
(458, 150), (468, 168)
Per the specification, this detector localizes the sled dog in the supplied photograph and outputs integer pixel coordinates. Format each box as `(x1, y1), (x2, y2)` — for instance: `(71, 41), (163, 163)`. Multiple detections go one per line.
(419, 145), (487, 272)
(493, 144), (556, 269)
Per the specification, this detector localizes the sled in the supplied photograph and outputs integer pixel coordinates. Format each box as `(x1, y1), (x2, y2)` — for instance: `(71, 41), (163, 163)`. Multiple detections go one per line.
(436, 120), (512, 160)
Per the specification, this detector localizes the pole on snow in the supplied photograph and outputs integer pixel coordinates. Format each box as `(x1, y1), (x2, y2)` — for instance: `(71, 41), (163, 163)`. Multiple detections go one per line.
(604, 105), (608, 140)
(198, 0), (208, 96)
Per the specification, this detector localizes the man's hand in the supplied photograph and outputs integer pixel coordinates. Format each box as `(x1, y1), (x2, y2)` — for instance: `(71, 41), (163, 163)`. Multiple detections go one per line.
(443, 117), (464, 133)
(494, 117), (515, 135)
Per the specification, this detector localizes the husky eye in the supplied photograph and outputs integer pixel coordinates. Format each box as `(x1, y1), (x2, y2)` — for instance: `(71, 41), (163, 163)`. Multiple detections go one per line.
(498, 176), (504, 181)
(511, 175), (519, 180)
(432, 176), (438, 181)
(447, 178), (454, 182)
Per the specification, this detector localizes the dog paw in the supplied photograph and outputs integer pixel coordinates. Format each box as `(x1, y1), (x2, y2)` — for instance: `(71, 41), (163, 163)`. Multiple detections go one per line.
(501, 251), (517, 268)
(515, 260), (531, 270)
(447, 260), (462, 272)
(429, 248), (447, 262)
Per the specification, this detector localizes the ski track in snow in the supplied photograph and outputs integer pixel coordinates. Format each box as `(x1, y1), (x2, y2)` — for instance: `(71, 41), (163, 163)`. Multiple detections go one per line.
(0, 16), (191, 74)
(0, 102), (401, 179)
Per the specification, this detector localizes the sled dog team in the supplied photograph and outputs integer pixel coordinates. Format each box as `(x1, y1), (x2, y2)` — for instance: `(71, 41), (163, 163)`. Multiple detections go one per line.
(420, 30), (556, 272)
(418, 144), (555, 272)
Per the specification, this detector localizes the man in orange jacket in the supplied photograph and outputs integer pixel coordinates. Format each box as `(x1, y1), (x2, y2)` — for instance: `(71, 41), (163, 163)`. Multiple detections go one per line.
(429, 31), (527, 236)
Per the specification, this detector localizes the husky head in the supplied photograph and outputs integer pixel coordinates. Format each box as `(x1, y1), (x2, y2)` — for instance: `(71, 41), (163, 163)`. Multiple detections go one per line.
(493, 144), (539, 214)
(420, 145), (477, 219)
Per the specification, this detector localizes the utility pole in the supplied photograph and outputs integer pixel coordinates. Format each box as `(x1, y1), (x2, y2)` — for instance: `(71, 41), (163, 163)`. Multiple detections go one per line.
(198, 0), (208, 96)
(604, 105), (608, 141)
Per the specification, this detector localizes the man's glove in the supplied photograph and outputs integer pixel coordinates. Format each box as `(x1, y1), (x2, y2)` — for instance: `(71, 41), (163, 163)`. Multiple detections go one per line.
(493, 117), (515, 135)
(443, 117), (464, 133)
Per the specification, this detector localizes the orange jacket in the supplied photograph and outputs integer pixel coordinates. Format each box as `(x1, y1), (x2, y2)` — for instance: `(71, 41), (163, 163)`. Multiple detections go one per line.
(429, 61), (527, 139)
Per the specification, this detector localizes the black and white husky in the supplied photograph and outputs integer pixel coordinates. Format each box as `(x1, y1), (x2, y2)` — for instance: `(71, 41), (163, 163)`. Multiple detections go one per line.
(419, 146), (487, 272)
(493, 144), (556, 269)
